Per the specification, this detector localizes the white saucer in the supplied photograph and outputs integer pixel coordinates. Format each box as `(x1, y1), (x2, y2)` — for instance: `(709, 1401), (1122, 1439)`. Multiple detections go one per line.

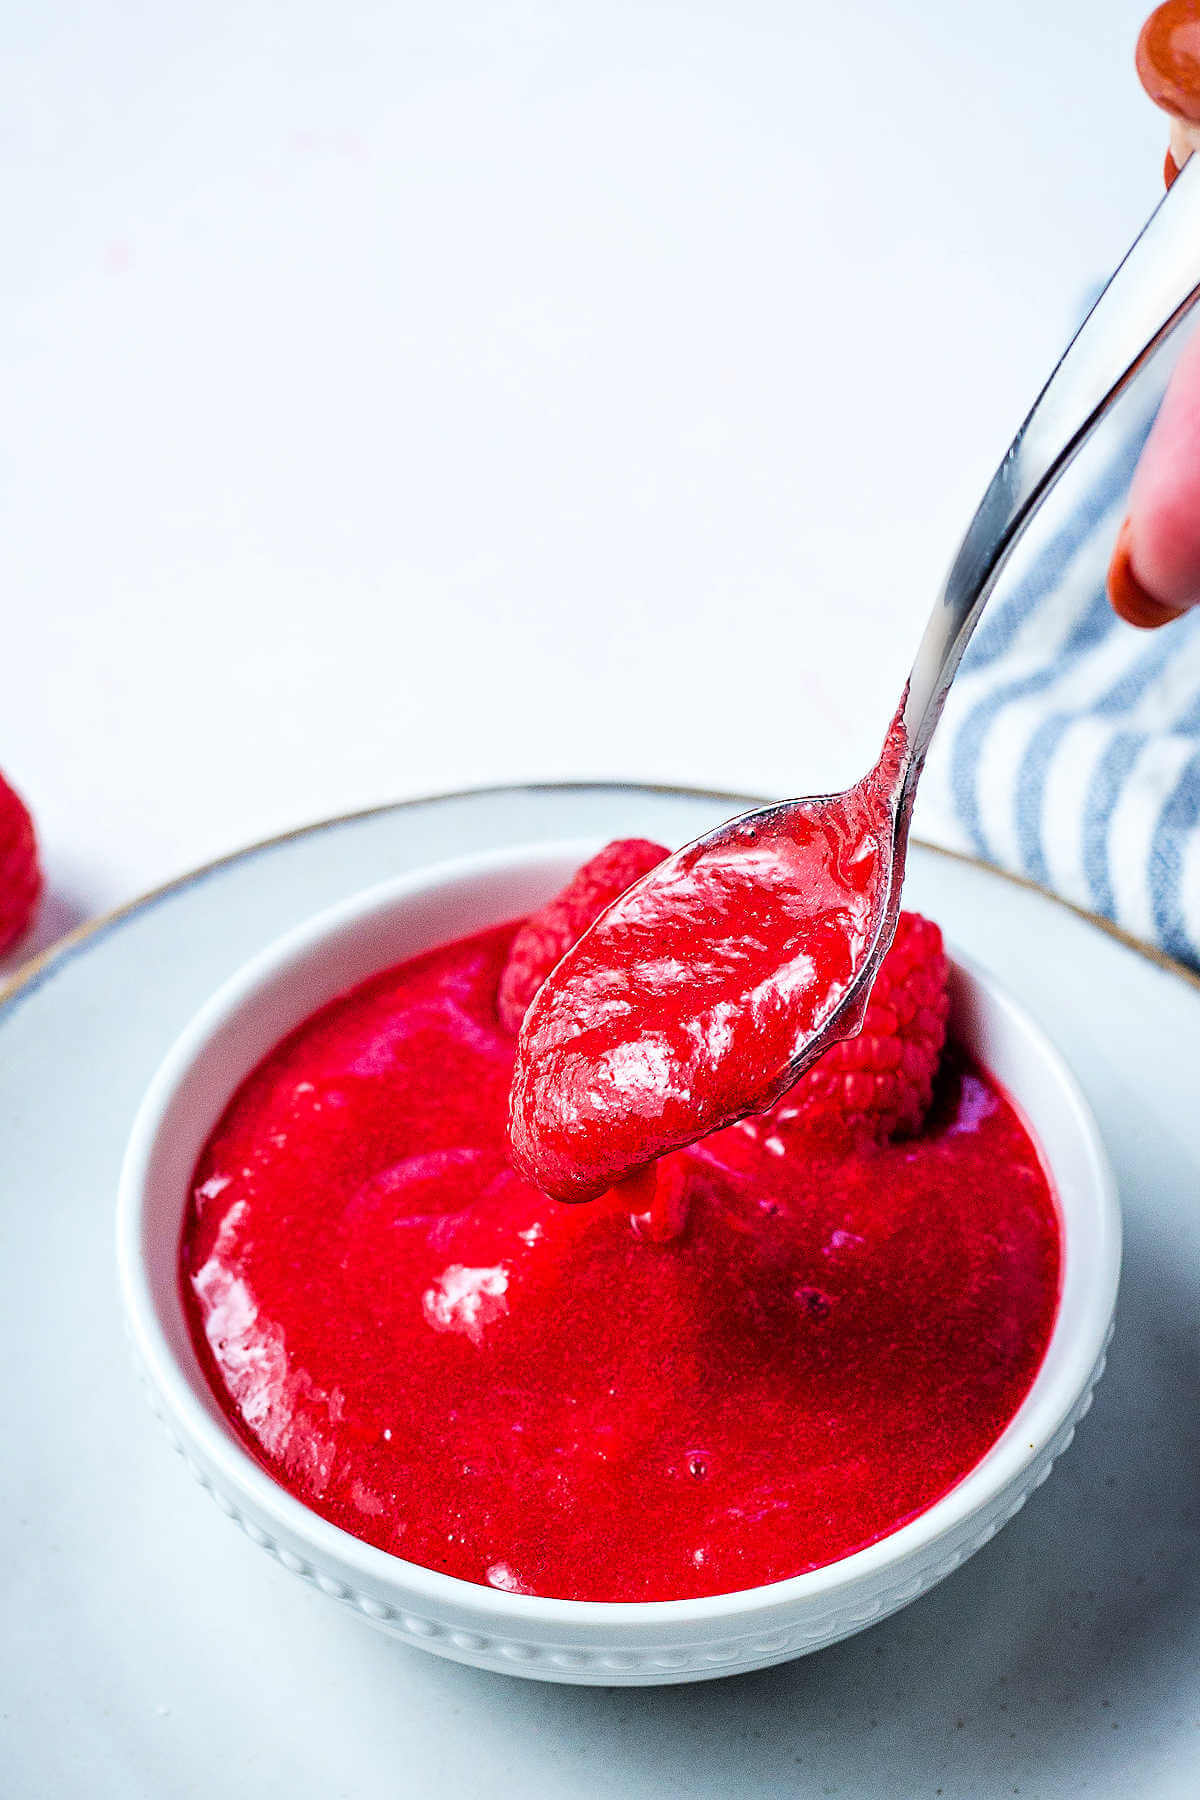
(3, 783), (1199, 1798)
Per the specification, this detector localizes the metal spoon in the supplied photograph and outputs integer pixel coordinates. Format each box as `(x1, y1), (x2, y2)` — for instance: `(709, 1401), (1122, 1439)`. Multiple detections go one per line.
(809, 151), (1200, 1071)
(712, 151), (1200, 1080)
(512, 155), (1200, 1201)
(718, 149), (1200, 1090)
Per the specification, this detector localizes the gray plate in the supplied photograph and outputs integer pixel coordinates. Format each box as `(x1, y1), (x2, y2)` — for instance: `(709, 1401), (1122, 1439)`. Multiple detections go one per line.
(3, 784), (1198, 1799)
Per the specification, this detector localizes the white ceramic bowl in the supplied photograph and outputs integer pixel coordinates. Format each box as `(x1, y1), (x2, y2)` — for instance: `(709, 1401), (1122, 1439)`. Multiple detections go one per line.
(117, 841), (1120, 1686)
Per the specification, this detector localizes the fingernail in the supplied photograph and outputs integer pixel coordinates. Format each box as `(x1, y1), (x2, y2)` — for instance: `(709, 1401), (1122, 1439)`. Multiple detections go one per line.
(1107, 517), (1188, 630)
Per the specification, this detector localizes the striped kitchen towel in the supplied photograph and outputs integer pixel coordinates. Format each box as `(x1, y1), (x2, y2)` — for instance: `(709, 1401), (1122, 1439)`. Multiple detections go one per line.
(915, 369), (1200, 968)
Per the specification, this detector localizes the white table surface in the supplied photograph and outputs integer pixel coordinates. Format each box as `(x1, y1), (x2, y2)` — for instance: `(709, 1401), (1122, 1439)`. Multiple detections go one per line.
(2, 0), (1168, 969)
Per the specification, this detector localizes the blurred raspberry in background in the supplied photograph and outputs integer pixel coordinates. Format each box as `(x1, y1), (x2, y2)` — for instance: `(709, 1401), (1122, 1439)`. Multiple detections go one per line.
(0, 771), (42, 957)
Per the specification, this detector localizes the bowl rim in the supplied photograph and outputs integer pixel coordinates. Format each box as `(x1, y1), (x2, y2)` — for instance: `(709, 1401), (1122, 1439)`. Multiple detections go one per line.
(117, 838), (1121, 1628)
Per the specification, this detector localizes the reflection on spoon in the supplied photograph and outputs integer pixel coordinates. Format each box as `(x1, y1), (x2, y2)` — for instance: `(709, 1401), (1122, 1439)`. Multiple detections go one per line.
(509, 722), (903, 1202)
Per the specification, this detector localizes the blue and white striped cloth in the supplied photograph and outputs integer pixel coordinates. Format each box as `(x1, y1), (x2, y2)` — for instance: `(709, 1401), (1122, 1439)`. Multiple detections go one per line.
(917, 366), (1200, 968)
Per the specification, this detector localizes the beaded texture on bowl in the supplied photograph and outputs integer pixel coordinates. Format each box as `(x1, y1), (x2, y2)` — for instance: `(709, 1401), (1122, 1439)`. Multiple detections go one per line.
(127, 1325), (1113, 1686)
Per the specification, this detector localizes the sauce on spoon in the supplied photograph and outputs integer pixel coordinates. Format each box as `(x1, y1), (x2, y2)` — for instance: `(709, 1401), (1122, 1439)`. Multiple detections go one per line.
(510, 727), (904, 1203)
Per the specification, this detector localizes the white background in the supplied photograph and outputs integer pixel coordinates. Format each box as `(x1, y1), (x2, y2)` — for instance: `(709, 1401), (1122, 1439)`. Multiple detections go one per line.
(3, 0), (1167, 966)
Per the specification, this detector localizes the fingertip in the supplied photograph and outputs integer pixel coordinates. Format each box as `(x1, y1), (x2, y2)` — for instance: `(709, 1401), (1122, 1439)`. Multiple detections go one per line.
(1107, 517), (1189, 629)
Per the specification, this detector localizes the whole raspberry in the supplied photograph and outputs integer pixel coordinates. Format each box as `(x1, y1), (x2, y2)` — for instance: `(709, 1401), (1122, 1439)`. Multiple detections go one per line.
(497, 838), (668, 1035)
(0, 771), (42, 957)
(770, 911), (950, 1145)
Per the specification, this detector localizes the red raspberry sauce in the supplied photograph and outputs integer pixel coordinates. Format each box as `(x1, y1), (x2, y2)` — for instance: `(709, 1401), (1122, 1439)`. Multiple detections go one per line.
(510, 766), (898, 1202)
(181, 922), (1060, 1604)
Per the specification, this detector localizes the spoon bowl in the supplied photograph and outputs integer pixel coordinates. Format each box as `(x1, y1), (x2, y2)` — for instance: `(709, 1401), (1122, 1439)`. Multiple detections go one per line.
(511, 760), (902, 1199)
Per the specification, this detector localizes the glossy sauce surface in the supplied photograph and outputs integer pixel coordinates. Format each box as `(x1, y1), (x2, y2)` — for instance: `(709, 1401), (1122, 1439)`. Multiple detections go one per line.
(511, 776), (894, 1202)
(182, 922), (1061, 1603)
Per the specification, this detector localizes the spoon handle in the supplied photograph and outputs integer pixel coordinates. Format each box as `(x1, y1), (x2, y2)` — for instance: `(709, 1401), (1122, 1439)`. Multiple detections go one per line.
(901, 151), (1200, 789)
